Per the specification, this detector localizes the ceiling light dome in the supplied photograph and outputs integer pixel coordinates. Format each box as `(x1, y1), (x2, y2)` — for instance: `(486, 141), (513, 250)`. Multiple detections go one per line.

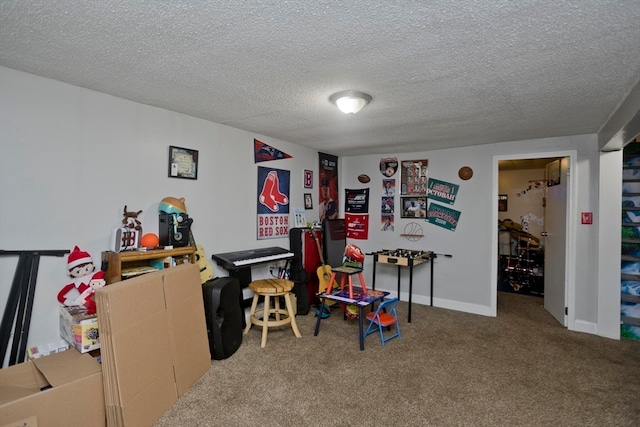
(329, 90), (372, 114)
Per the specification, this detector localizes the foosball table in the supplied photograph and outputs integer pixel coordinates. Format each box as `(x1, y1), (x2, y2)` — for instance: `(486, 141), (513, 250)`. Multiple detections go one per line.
(370, 249), (448, 323)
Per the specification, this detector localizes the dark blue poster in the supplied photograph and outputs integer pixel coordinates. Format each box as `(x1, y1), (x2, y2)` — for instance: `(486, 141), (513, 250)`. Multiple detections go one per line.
(257, 166), (290, 239)
(345, 188), (369, 214)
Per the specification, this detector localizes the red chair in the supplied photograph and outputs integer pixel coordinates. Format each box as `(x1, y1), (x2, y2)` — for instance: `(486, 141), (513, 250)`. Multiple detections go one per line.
(364, 298), (401, 346)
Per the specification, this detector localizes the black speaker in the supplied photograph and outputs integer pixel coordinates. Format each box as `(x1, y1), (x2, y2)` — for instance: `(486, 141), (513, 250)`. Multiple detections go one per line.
(159, 212), (192, 247)
(202, 277), (243, 360)
(158, 212), (173, 246)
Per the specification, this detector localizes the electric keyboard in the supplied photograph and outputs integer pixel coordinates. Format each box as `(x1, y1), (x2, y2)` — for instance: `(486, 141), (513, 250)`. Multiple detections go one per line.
(211, 246), (293, 270)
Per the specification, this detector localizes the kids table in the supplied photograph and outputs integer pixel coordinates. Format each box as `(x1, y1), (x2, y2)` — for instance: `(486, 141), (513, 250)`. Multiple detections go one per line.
(314, 286), (389, 351)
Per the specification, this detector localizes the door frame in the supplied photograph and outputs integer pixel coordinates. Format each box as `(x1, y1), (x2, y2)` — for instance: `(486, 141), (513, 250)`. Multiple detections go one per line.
(492, 150), (577, 329)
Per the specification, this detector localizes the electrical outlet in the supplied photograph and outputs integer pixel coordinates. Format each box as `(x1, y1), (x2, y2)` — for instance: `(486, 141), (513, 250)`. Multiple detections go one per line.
(268, 264), (278, 276)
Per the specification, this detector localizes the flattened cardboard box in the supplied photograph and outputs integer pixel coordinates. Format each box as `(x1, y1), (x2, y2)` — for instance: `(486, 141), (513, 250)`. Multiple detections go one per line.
(0, 349), (104, 427)
(162, 264), (212, 395)
(95, 263), (210, 427)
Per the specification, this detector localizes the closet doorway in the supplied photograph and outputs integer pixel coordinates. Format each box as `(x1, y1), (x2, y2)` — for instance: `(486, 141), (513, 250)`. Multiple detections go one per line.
(494, 152), (575, 327)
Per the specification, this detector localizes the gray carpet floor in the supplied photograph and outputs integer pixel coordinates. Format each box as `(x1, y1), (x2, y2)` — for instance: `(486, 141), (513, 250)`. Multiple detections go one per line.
(154, 292), (640, 427)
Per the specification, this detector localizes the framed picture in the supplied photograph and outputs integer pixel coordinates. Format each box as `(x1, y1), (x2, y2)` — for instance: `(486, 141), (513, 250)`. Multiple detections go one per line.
(546, 159), (560, 186)
(498, 194), (508, 212)
(304, 193), (313, 209)
(304, 170), (313, 188)
(400, 159), (428, 195)
(169, 146), (198, 180)
(401, 196), (426, 218)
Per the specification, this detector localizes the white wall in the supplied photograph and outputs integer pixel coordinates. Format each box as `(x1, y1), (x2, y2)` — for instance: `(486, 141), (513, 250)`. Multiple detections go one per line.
(0, 66), (318, 360)
(342, 146), (496, 314)
(342, 134), (606, 334)
(0, 66), (619, 363)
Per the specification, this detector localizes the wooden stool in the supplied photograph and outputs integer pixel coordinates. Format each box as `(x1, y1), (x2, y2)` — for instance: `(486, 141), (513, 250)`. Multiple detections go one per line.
(244, 278), (302, 348)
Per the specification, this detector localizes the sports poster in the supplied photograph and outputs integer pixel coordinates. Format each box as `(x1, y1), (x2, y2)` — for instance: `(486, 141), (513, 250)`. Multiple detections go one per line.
(380, 157), (398, 177)
(400, 159), (428, 196)
(427, 178), (459, 205)
(318, 152), (339, 223)
(345, 188), (369, 239)
(345, 188), (369, 214)
(257, 166), (290, 239)
(381, 179), (396, 231)
(345, 213), (368, 240)
(426, 202), (461, 231)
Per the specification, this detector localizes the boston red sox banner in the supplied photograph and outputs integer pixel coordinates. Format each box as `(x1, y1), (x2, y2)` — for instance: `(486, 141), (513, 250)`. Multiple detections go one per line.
(257, 166), (290, 239)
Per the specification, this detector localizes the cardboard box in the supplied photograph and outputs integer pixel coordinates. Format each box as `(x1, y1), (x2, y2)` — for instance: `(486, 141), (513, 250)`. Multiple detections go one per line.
(59, 305), (100, 353)
(95, 263), (211, 427)
(0, 349), (105, 427)
(26, 339), (70, 360)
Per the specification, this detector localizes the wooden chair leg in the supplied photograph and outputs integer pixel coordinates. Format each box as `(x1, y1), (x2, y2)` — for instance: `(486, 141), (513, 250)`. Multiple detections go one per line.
(357, 272), (368, 294)
(274, 295), (281, 321)
(284, 293), (302, 338)
(244, 293), (259, 335)
(261, 295), (270, 348)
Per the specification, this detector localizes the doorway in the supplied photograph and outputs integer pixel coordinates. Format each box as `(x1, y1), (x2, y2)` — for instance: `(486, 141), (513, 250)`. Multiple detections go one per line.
(493, 151), (577, 327)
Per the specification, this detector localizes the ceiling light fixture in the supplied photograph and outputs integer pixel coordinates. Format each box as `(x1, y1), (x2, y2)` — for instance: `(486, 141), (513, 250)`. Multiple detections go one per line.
(329, 90), (372, 115)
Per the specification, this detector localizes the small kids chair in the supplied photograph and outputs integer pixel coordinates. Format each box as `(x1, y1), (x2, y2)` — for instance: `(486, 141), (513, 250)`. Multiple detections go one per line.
(364, 298), (401, 346)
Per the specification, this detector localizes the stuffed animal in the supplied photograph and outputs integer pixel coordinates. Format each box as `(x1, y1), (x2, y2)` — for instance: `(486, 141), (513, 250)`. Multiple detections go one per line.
(122, 205), (143, 233)
(57, 246), (106, 314)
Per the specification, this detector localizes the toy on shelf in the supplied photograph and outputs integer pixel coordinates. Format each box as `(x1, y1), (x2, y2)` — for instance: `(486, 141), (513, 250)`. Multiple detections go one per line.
(122, 205), (143, 233)
(140, 233), (160, 248)
(159, 196), (213, 284)
(111, 205), (144, 252)
(57, 246), (106, 314)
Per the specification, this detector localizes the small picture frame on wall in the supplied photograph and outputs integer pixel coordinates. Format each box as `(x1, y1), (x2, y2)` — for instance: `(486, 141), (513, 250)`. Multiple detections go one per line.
(304, 170), (313, 188)
(401, 196), (426, 218)
(498, 194), (508, 212)
(304, 193), (313, 209)
(169, 146), (198, 180)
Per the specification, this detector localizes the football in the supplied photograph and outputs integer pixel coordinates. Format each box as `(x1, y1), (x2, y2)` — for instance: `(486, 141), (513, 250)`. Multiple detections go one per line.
(357, 174), (371, 183)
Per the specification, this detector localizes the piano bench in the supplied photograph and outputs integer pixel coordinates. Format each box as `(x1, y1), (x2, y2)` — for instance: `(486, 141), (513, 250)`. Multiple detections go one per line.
(244, 279), (302, 348)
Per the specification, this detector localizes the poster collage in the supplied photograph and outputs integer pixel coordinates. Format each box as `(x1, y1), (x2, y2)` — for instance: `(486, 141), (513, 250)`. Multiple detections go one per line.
(253, 138), (463, 242)
(375, 157), (462, 234)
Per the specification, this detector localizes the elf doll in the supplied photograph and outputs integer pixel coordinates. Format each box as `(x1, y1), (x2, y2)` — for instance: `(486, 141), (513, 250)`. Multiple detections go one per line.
(57, 246), (106, 314)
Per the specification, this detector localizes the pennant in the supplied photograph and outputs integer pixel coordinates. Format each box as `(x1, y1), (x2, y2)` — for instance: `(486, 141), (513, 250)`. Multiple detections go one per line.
(254, 139), (292, 163)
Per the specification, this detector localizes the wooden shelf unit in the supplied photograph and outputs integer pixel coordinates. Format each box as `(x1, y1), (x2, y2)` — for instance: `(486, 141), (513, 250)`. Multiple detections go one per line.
(102, 247), (195, 284)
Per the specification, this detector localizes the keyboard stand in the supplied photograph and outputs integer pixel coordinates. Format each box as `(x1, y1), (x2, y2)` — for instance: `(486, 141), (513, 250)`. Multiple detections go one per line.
(0, 249), (70, 366)
(211, 247), (293, 328)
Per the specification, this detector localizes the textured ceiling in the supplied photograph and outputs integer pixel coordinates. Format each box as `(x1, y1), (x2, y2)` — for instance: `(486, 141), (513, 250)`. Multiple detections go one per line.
(1, 1), (639, 157)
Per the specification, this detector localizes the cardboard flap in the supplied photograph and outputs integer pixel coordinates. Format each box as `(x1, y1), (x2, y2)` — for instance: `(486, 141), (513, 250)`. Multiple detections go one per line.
(0, 361), (40, 406)
(96, 270), (166, 332)
(0, 384), (40, 405)
(162, 263), (200, 305)
(32, 349), (101, 387)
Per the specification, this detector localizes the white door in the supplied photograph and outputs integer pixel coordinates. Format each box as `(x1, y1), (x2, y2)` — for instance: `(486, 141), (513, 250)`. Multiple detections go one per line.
(544, 158), (568, 325)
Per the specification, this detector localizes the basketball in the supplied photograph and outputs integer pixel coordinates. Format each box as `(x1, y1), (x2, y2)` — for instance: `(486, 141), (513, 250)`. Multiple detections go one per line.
(140, 233), (159, 248)
(357, 174), (371, 183)
(458, 166), (473, 181)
